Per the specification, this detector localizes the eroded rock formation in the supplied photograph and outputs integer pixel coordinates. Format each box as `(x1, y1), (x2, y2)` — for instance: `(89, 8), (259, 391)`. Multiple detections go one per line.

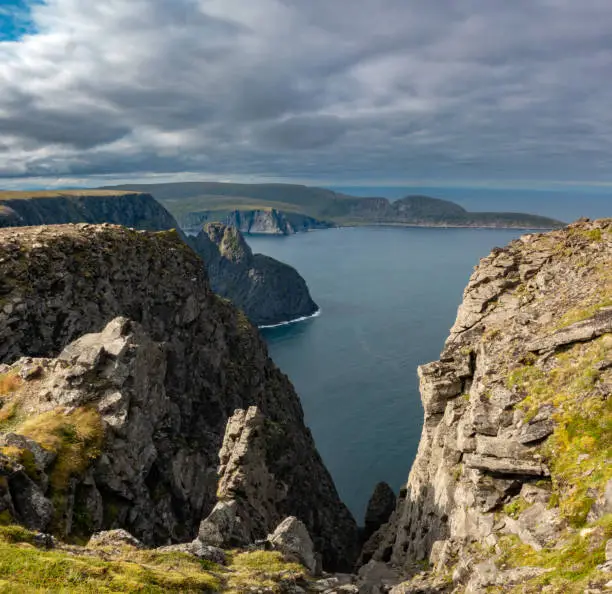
(365, 218), (612, 592)
(190, 222), (319, 326)
(0, 223), (355, 569)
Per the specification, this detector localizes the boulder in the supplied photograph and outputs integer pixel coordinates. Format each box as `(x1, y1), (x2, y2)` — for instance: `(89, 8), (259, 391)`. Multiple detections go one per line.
(268, 516), (317, 574)
(464, 453), (549, 476)
(507, 502), (565, 550)
(197, 499), (248, 548)
(88, 529), (144, 549)
(9, 471), (53, 532)
(157, 540), (226, 564)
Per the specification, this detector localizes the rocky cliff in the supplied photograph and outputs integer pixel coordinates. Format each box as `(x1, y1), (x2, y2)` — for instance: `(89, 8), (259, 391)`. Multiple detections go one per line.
(0, 191), (320, 327)
(360, 218), (612, 593)
(0, 224), (356, 570)
(179, 208), (333, 236)
(0, 190), (179, 231)
(103, 182), (565, 230)
(190, 223), (319, 327)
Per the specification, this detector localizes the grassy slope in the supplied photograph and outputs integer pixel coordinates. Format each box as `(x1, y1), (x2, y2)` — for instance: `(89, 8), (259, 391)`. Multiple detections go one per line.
(0, 525), (309, 593)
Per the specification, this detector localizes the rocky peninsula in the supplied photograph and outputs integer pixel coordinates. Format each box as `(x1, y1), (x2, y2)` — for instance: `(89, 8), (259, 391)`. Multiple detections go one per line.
(189, 223), (319, 327)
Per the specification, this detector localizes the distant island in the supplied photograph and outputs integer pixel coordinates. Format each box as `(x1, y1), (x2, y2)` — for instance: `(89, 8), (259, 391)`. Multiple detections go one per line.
(101, 182), (565, 234)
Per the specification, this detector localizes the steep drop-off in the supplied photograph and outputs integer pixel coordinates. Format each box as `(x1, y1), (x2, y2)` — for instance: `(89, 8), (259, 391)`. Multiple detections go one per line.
(0, 190), (178, 231)
(360, 219), (612, 593)
(0, 191), (318, 328)
(179, 208), (332, 236)
(0, 224), (356, 569)
(190, 223), (319, 327)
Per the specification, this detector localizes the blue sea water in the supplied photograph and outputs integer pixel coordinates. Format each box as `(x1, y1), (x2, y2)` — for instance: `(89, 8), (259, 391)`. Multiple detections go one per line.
(248, 227), (529, 522)
(247, 192), (611, 522)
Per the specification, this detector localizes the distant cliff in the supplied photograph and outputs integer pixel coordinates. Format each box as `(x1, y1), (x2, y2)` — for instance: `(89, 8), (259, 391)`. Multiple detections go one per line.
(0, 190), (178, 231)
(319, 195), (565, 229)
(179, 208), (333, 236)
(0, 224), (356, 569)
(0, 190), (319, 327)
(358, 218), (612, 593)
(190, 223), (319, 326)
(101, 182), (565, 231)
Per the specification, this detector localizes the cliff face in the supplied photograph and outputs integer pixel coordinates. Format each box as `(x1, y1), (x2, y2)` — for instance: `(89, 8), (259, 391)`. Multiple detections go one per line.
(364, 219), (612, 593)
(0, 191), (320, 328)
(103, 182), (564, 230)
(0, 224), (356, 569)
(0, 191), (178, 231)
(190, 223), (319, 326)
(179, 208), (333, 236)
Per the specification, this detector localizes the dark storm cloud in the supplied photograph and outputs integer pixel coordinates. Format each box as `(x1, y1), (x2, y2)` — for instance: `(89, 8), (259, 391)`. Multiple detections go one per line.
(1, 0), (612, 184)
(258, 116), (347, 150)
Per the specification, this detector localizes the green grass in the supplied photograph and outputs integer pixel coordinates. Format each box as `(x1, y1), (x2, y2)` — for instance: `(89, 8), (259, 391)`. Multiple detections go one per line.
(506, 336), (612, 526)
(503, 497), (532, 519)
(0, 526), (310, 593)
(556, 296), (612, 329)
(224, 550), (306, 594)
(0, 371), (24, 431)
(0, 542), (221, 593)
(495, 514), (612, 593)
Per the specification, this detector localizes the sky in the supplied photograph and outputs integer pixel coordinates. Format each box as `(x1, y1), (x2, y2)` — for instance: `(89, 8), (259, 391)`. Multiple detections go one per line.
(1, 0), (612, 189)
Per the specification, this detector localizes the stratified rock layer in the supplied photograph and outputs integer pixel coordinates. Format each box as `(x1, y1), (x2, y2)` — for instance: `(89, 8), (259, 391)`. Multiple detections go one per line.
(179, 208), (333, 236)
(370, 219), (612, 592)
(190, 223), (319, 326)
(0, 223), (356, 569)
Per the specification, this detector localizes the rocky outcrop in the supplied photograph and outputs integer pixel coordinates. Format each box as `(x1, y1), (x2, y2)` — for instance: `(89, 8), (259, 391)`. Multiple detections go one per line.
(268, 516), (318, 574)
(179, 208), (333, 236)
(190, 222), (319, 326)
(367, 219), (612, 592)
(362, 482), (397, 547)
(0, 224), (356, 569)
(0, 190), (321, 327)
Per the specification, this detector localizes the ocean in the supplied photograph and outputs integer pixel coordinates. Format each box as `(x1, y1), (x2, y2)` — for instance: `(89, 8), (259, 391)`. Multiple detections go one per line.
(247, 191), (611, 523)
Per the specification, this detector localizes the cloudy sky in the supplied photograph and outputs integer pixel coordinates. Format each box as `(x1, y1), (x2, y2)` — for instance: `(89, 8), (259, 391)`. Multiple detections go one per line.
(1, 0), (612, 188)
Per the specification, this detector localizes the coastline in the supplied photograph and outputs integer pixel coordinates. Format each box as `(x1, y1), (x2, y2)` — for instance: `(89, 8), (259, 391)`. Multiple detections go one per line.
(236, 222), (563, 238)
(258, 308), (321, 329)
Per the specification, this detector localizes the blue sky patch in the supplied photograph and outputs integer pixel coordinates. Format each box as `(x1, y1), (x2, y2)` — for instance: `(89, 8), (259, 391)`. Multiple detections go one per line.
(0, 0), (41, 41)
